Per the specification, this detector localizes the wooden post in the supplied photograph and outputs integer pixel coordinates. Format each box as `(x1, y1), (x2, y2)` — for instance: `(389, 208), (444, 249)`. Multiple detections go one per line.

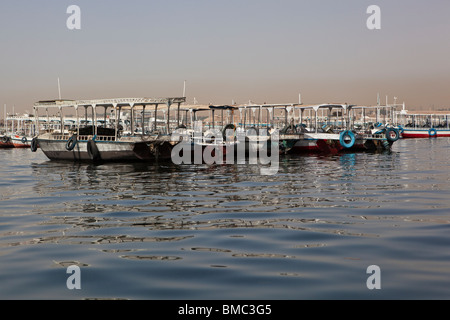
(166, 102), (171, 134)
(114, 104), (118, 140)
(154, 104), (158, 132)
(76, 105), (79, 136)
(142, 105), (146, 135)
(130, 104), (134, 135)
(93, 104), (97, 137)
(177, 102), (181, 127)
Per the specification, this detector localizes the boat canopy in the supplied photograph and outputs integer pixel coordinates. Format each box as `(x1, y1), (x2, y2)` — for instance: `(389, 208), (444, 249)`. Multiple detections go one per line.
(208, 105), (238, 110)
(33, 97), (186, 110)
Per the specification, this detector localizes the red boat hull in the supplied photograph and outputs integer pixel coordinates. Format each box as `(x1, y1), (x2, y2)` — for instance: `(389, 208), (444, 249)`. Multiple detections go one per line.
(401, 129), (450, 138)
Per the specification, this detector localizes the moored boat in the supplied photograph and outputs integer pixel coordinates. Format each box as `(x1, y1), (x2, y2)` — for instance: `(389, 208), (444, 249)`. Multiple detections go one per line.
(396, 110), (450, 138)
(3, 112), (36, 148)
(399, 126), (450, 139)
(0, 135), (14, 148)
(10, 134), (33, 148)
(288, 104), (398, 154)
(401, 129), (450, 138)
(226, 102), (398, 155)
(33, 97), (186, 162)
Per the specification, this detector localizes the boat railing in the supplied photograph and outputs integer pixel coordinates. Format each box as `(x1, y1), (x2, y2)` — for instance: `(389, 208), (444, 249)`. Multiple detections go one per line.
(50, 134), (72, 140)
(403, 126), (449, 131)
(90, 135), (117, 142)
(361, 133), (386, 140)
(49, 134), (117, 142)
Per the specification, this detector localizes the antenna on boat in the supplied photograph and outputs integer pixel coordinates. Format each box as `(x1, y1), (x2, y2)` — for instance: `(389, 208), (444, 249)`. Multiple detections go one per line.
(299, 93), (302, 105)
(57, 78), (62, 100)
(183, 80), (186, 98)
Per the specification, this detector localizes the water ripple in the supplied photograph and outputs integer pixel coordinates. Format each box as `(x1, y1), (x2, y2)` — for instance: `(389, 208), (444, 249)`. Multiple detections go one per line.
(1, 139), (450, 299)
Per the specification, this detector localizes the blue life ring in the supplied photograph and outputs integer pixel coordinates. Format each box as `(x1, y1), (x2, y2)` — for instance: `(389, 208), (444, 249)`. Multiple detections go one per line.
(21, 136), (27, 144)
(66, 135), (78, 151)
(385, 128), (400, 142)
(339, 130), (356, 148)
(428, 128), (437, 137)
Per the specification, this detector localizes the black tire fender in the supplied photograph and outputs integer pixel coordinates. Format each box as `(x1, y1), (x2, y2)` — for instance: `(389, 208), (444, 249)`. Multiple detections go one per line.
(87, 139), (101, 161)
(30, 137), (38, 152)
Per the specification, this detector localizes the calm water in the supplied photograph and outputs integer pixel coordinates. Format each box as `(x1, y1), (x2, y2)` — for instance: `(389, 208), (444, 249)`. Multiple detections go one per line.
(1, 138), (449, 300)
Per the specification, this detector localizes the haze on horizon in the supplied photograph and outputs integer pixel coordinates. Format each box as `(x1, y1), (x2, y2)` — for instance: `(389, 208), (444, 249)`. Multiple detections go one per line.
(1, 0), (449, 114)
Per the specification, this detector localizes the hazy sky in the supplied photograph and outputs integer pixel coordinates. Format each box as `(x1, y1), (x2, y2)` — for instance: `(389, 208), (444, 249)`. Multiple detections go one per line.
(1, 0), (450, 113)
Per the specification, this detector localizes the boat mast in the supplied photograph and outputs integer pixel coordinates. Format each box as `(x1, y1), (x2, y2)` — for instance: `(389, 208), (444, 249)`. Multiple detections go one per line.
(3, 104), (6, 132)
(12, 105), (15, 133)
(58, 78), (62, 100)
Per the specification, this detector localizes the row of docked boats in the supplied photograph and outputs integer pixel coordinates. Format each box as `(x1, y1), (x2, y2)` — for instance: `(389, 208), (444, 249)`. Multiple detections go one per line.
(2, 97), (448, 164)
(24, 97), (401, 163)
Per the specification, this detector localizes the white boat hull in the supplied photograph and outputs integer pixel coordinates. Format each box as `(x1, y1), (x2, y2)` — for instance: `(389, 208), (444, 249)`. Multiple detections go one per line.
(37, 136), (155, 161)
